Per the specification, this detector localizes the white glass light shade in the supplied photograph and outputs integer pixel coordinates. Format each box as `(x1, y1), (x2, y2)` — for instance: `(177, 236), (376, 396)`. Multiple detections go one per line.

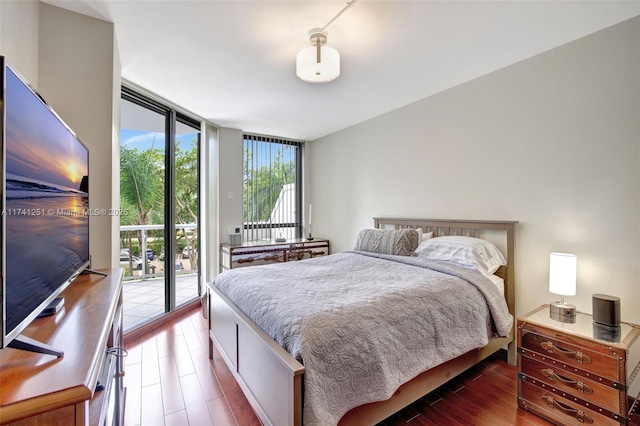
(296, 45), (340, 83)
(549, 252), (577, 296)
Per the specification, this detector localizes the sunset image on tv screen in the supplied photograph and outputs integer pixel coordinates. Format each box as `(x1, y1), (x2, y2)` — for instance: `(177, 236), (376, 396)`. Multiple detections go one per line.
(4, 67), (89, 334)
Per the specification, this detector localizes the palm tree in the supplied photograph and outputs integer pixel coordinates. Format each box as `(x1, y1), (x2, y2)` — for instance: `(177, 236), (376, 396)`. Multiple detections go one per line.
(120, 144), (163, 265)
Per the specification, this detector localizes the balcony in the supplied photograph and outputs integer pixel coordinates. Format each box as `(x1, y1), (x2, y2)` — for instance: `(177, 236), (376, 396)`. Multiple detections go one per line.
(120, 224), (199, 332)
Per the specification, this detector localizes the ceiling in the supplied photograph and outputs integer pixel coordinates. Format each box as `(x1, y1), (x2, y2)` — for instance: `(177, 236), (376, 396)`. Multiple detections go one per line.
(43, 1), (640, 141)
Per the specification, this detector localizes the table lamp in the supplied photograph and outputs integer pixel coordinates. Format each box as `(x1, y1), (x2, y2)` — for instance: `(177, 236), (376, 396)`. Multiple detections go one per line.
(548, 252), (577, 322)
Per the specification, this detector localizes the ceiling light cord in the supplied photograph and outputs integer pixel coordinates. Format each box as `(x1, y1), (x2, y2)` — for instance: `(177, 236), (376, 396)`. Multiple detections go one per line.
(321, 0), (358, 32)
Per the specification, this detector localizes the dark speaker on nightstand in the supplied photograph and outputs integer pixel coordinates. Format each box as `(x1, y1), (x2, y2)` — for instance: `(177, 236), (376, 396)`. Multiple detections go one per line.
(592, 294), (620, 327)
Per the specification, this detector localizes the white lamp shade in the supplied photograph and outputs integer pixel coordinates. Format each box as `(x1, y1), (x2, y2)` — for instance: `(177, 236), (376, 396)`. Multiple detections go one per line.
(549, 252), (577, 296)
(296, 45), (340, 83)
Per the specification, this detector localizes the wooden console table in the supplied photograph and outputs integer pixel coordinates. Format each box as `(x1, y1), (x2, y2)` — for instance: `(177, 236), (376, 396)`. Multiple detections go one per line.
(0, 268), (125, 426)
(220, 238), (330, 272)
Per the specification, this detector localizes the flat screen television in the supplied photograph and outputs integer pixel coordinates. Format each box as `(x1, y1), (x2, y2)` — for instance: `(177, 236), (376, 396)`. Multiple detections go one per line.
(1, 56), (90, 356)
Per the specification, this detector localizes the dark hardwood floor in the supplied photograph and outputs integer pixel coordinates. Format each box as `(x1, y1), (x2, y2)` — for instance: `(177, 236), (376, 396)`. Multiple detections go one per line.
(376, 352), (551, 426)
(122, 306), (563, 425)
(123, 304), (261, 426)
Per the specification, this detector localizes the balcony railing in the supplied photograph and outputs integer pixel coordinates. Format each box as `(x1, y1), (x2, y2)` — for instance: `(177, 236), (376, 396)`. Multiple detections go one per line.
(119, 223), (197, 281)
(119, 223), (199, 332)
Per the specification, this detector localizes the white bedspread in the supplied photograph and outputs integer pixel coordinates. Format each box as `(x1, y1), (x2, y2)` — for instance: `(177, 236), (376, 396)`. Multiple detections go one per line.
(213, 251), (513, 426)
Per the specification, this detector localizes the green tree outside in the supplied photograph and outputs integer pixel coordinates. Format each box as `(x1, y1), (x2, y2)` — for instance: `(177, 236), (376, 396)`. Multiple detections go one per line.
(175, 138), (199, 266)
(120, 144), (164, 269)
(243, 147), (296, 224)
(119, 135), (199, 270)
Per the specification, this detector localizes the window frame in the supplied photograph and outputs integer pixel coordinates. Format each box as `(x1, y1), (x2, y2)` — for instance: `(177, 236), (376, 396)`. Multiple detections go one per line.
(242, 134), (303, 241)
(120, 84), (202, 325)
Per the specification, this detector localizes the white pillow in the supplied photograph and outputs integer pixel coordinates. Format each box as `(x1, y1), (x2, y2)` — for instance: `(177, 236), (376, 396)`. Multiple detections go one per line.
(488, 274), (505, 295)
(414, 228), (434, 242)
(415, 236), (506, 276)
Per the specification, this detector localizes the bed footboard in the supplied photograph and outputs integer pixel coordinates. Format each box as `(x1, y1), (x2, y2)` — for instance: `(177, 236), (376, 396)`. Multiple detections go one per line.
(208, 284), (304, 426)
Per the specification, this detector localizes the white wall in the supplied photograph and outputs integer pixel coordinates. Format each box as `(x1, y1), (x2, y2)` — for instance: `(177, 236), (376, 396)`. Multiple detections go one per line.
(0, 0), (39, 86)
(38, 3), (117, 269)
(203, 122), (220, 282)
(111, 42), (122, 270)
(310, 17), (640, 323)
(218, 127), (244, 256)
(2, 2), (118, 269)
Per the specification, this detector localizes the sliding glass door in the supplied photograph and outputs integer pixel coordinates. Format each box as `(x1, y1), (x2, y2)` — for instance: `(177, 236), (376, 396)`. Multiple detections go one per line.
(119, 86), (201, 332)
(171, 115), (201, 312)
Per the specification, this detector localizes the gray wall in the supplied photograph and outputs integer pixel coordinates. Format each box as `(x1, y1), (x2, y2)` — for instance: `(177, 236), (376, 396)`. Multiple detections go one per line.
(310, 17), (640, 322)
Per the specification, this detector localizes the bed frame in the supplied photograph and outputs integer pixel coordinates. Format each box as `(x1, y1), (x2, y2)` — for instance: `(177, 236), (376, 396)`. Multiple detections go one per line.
(208, 218), (518, 426)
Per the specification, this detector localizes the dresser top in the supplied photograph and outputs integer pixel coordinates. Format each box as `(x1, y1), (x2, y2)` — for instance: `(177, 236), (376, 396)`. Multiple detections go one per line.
(0, 269), (123, 419)
(221, 238), (329, 249)
(519, 304), (640, 347)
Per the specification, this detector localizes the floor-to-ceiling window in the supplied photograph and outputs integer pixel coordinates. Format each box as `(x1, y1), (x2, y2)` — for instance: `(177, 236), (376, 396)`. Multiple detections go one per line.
(119, 85), (201, 331)
(243, 134), (303, 241)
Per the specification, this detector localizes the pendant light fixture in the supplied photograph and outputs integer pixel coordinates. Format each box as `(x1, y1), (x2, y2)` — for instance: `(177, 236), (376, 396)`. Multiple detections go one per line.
(296, 0), (358, 83)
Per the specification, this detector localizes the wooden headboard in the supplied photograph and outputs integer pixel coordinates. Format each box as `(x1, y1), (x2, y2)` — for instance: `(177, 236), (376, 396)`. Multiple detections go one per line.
(373, 218), (518, 322)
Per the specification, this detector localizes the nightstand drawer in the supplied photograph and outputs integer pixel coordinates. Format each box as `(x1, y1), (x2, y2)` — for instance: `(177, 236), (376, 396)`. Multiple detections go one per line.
(519, 379), (620, 426)
(521, 327), (619, 381)
(521, 354), (620, 414)
(518, 306), (640, 426)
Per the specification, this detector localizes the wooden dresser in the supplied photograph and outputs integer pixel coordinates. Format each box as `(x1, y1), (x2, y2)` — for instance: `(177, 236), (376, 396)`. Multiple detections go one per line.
(0, 269), (125, 426)
(220, 238), (329, 272)
(518, 305), (640, 425)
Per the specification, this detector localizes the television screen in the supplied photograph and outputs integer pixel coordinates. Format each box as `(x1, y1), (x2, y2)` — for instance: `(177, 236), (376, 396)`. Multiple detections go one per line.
(2, 57), (90, 349)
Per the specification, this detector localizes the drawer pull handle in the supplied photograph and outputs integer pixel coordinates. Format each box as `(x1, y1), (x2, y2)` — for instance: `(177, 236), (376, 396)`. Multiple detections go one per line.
(540, 369), (593, 393)
(541, 396), (594, 424)
(237, 255), (283, 264)
(540, 341), (592, 364)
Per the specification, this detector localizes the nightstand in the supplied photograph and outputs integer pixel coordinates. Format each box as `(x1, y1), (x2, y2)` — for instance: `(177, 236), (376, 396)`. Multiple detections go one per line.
(517, 305), (640, 425)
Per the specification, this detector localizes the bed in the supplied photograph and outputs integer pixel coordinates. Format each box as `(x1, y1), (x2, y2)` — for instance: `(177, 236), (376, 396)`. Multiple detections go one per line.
(207, 218), (517, 425)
